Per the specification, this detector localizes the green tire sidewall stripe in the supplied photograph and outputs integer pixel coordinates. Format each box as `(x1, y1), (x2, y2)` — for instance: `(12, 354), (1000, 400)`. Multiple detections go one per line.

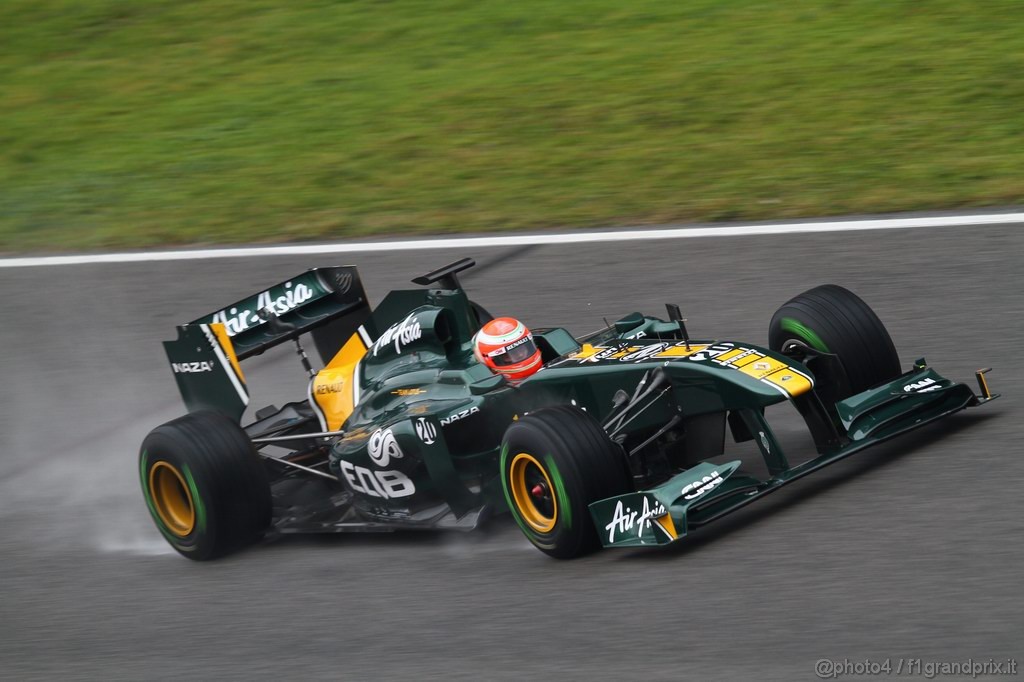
(499, 443), (535, 538)
(139, 449), (180, 544)
(780, 316), (831, 353)
(139, 449), (201, 549)
(501, 443), (569, 539)
(182, 464), (207, 534)
(543, 455), (572, 531)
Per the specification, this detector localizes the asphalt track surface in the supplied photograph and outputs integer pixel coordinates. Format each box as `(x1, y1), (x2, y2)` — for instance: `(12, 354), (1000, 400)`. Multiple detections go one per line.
(1, 220), (1020, 680)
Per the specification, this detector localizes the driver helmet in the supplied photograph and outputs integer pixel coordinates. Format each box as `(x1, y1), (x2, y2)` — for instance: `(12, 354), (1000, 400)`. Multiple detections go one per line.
(473, 317), (542, 382)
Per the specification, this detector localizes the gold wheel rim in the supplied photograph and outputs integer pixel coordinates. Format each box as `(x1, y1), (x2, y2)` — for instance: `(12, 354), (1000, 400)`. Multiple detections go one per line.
(509, 453), (558, 533)
(148, 461), (196, 537)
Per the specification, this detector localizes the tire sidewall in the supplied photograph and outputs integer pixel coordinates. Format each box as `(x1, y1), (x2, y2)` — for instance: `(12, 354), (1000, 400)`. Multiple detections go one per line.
(140, 431), (219, 560)
(501, 408), (624, 558)
(769, 285), (901, 397)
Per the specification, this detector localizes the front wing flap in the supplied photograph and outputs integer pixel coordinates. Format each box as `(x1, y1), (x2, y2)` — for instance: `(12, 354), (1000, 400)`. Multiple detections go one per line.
(835, 362), (999, 441)
(589, 460), (742, 548)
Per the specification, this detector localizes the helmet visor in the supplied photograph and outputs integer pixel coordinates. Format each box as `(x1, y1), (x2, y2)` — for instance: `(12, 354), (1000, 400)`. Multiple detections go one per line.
(491, 337), (538, 366)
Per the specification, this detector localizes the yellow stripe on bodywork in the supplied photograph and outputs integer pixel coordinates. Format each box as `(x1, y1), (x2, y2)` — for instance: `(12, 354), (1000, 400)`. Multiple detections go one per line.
(737, 356), (788, 380)
(654, 344), (708, 359)
(712, 348), (747, 365)
(609, 346), (641, 359)
(571, 343), (604, 361)
(729, 351), (764, 368)
(312, 332), (369, 431)
(761, 367), (813, 397)
(209, 323), (245, 383)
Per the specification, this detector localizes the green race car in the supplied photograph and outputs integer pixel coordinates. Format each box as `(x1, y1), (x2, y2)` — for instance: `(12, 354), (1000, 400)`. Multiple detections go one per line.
(139, 258), (998, 560)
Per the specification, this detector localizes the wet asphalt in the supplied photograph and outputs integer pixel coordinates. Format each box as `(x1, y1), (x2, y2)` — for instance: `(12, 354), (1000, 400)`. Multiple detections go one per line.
(0, 219), (1020, 680)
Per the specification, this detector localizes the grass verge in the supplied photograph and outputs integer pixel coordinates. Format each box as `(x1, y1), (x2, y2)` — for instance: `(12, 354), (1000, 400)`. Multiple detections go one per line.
(2, 0), (1022, 251)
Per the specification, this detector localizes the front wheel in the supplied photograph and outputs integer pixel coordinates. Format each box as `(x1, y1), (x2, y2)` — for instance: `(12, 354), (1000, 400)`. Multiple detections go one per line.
(769, 284), (901, 398)
(500, 406), (630, 559)
(139, 411), (271, 560)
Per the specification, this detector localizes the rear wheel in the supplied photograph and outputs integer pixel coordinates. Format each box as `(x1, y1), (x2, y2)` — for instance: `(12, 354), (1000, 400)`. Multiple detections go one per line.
(500, 405), (630, 559)
(769, 284), (901, 398)
(139, 411), (271, 560)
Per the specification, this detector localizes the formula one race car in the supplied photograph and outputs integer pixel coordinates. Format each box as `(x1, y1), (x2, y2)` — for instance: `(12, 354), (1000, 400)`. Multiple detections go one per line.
(138, 258), (998, 560)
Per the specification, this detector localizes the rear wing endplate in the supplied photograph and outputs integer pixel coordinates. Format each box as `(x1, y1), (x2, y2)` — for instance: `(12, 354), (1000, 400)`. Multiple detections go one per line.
(164, 323), (251, 422)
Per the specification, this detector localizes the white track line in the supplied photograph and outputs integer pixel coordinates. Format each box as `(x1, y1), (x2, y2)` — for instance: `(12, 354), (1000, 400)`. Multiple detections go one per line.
(1, 211), (1020, 268)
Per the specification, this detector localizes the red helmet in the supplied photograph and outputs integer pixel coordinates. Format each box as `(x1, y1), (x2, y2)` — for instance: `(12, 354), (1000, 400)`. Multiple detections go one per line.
(473, 317), (542, 381)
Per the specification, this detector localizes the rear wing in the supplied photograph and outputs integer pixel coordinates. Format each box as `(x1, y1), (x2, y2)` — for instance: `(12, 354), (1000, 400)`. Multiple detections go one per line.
(163, 266), (370, 421)
(190, 266), (369, 362)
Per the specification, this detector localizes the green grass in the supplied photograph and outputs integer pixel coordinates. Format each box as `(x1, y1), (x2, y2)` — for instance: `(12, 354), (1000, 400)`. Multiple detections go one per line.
(2, 1), (1023, 251)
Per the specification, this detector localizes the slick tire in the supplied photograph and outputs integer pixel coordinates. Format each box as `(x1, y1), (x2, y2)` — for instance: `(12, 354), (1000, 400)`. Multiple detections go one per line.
(500, 405), (630, 559)
(769, 284), (901, 397)
(139, 411), (271, 561)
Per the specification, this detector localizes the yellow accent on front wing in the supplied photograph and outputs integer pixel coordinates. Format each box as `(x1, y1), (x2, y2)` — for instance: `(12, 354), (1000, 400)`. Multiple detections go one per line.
(312, 332), (368, 431)
(976, 369), (992, 399)
(654, 513), (677, 540)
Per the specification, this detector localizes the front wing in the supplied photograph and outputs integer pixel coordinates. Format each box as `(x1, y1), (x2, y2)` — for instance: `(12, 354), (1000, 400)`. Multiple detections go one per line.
(589, 363), (998, 549)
